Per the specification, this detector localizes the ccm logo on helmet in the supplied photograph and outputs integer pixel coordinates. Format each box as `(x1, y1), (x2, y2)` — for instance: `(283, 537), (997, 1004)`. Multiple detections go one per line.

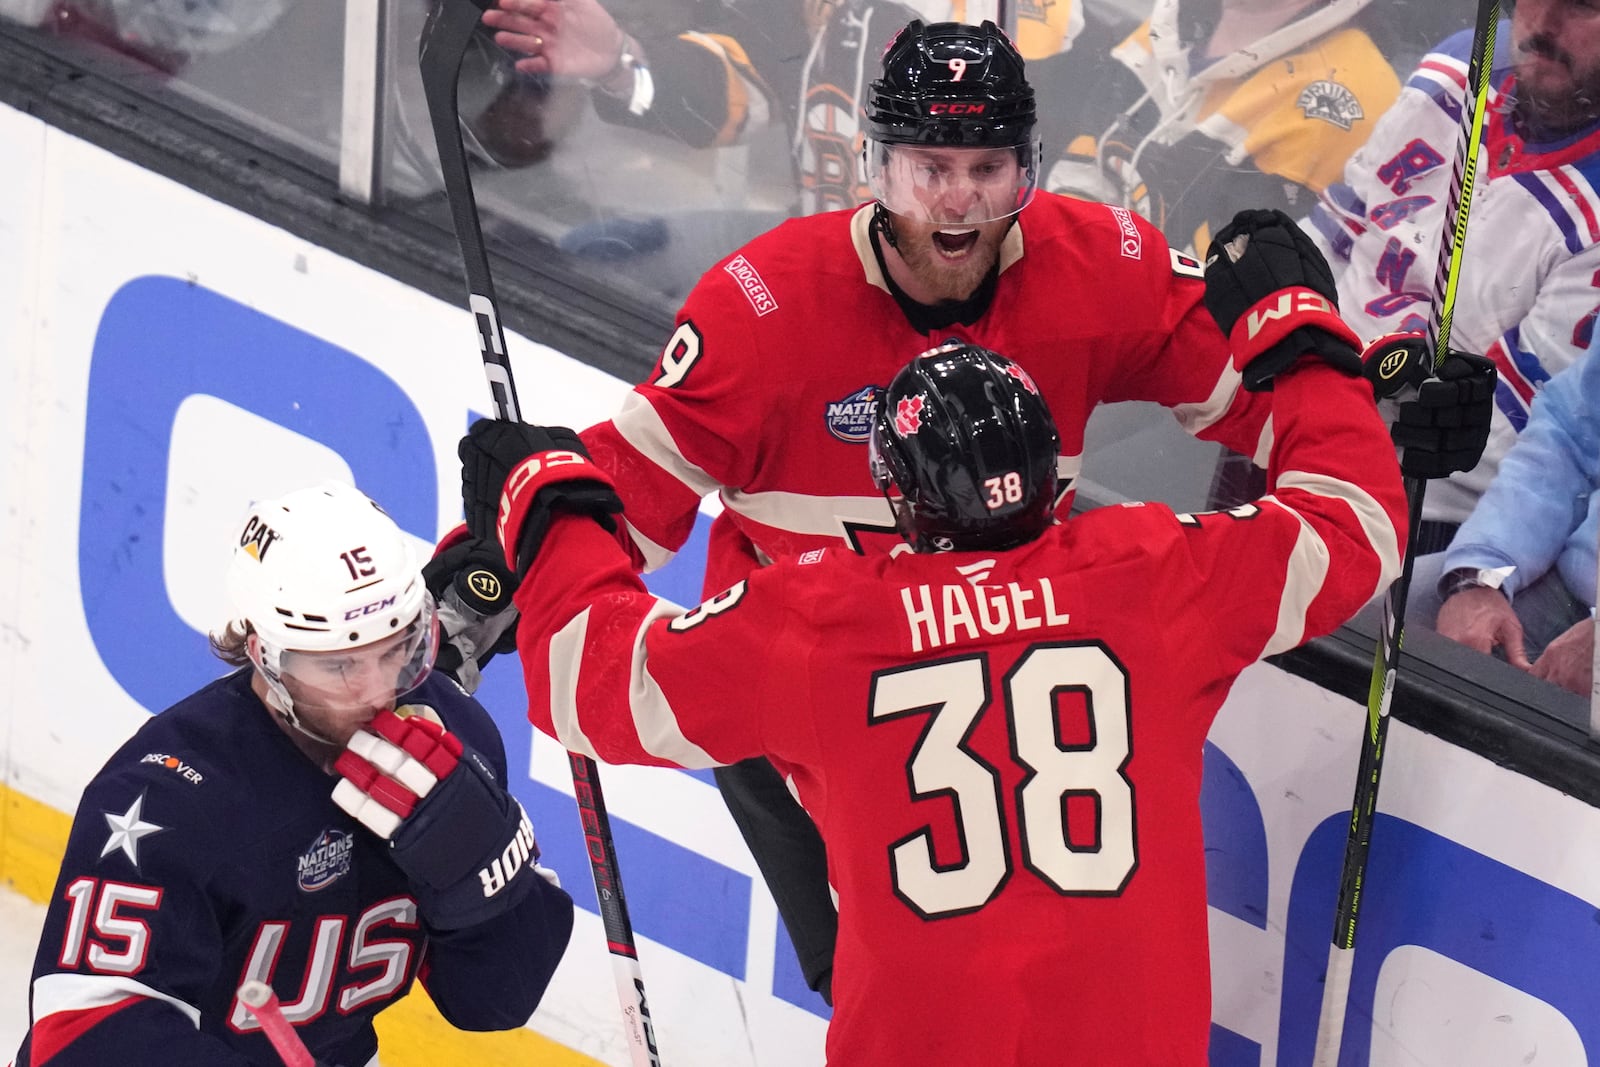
(1244, 291), (1336, 340)
(345, 595), (397, 621)
(928, 102), (986, 115)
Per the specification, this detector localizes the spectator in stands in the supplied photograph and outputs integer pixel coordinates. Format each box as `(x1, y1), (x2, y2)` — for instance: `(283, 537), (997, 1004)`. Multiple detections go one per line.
(481, 0), (1086, 215)
(1048, 0), (1404, 257)
(1307, 0), (1600, 553)
(1409, 348), (1598, 697)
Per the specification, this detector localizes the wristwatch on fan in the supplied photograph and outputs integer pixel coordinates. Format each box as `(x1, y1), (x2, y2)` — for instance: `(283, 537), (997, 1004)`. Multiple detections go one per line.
(1437, 565), (1515, 602)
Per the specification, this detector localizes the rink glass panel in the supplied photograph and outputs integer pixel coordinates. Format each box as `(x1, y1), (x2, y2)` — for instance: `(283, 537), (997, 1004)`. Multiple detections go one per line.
(0, 0), (1589, 732)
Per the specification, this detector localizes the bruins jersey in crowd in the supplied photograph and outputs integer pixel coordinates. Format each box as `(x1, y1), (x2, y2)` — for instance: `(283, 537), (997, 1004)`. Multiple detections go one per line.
(1048, 0), (1399, 255)
(594, 0), (1081, 214)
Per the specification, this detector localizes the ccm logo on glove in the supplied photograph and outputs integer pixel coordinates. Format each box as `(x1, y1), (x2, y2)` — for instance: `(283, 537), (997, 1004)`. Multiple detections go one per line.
(497, 450), (589, 555)
(1242, 289), (1338, 342)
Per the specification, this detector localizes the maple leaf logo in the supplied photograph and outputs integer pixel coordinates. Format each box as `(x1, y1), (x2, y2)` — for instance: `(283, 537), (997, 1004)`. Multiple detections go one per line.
(1004, 362), (1039, 394)
(894, 394), (926, 436)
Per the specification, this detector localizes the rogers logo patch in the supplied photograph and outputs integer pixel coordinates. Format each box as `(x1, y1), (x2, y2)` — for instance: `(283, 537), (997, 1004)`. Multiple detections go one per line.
(1109, 205), (1141, 260)
(724, 255), (779, 317)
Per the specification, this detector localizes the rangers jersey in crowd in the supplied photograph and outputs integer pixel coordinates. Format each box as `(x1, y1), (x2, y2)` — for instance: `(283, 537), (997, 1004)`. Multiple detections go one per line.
(518, 362), (1406, 1066)
(579, 193), (1273, 598)
(595, 0), (1080, 214)
(1050, 0), (1399, 255)
(14, 670), (573, 1067)
(1307, 23), (1600, 525)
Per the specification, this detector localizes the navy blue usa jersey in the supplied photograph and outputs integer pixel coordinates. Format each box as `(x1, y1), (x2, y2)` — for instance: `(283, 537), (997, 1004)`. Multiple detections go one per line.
(15, 669), (573, 1067)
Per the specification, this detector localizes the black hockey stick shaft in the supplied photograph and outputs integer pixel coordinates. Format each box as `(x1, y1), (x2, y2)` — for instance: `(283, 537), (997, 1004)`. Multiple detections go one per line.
(1312, 2), (1500, 1062)
(418, 5), (660, 1065)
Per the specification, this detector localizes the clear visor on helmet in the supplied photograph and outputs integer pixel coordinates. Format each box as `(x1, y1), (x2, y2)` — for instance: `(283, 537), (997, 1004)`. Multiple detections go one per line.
(262, 592), (440, 714)
(865, 140), (1042, 225)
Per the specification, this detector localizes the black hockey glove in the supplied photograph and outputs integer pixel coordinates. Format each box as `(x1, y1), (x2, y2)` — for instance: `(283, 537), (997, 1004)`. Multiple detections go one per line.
(423, 524), (519, 694)
(333, 708), (559, 930)
(459, 419), (624, 578)
(1361, 333), (1497, 479)
(1204, 208), (1363, 391)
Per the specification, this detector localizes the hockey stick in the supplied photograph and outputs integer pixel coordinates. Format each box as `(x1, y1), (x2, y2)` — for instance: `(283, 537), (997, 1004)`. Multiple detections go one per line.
(418, 4), (661, 1066)
(1311, 2), (1501, 1063)
(237, 981), (315, 1067)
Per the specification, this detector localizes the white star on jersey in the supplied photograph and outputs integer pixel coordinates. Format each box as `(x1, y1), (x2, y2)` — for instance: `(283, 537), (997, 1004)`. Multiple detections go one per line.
(101, 793), (164, 866)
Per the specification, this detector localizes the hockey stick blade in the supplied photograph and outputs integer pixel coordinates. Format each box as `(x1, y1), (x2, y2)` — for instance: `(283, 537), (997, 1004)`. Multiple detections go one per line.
(418, 3), (660, 1065)
(237, 980), (315, 1067)
(1312, 3), (1501, 1064)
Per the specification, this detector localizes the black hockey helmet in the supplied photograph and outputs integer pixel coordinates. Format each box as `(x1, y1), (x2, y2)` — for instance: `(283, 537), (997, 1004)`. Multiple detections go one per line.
(863, 21), (1041, 225)
(869, 342), (1059, 553)
(865, 20), (1036, 148)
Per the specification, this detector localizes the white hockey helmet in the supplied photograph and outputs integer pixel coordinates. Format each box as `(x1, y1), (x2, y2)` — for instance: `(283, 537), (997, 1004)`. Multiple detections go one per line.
(225, 482), (438, 721)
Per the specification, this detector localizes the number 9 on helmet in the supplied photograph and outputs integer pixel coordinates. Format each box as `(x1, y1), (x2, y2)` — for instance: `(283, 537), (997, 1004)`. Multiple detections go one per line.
(869, 342), (1060, 553)
(220, 483), (439, 727)
(863, 20), (1042, 226)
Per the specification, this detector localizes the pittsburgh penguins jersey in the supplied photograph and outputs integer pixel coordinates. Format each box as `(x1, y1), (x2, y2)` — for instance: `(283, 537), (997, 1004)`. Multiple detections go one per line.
(519, 363), (1406, 1066)
(594, 0), (1081, 214)
(1308, 24), (1600, 525)
(1049, 0), (1399, 255)
(14, 670), (573, 1067)
(578, 194), (1274, 598)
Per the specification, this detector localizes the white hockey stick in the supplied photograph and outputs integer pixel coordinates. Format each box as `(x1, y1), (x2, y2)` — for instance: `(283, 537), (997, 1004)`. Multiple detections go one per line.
(237, 980), (315, 1067)
(1312, 1), (1501, 1063)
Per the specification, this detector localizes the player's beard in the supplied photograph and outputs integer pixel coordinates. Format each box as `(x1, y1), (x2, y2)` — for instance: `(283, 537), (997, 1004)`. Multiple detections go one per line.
(889, 215), (1011, 304)
(1513, 32), (1600, 136)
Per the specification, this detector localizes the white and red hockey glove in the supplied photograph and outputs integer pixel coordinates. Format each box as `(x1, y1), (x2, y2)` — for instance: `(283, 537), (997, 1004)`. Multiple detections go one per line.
(332, 708), (557, 930)
(1204, 208), (1363, 391)
(458, 420), (624, 578)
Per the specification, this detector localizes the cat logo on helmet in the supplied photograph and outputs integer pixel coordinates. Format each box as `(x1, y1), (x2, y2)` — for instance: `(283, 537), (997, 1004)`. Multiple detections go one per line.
(239, 516), (280, 561)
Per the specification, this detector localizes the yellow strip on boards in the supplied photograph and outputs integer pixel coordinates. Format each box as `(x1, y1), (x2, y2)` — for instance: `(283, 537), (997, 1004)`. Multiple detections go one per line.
(0, 782), (605, 1067)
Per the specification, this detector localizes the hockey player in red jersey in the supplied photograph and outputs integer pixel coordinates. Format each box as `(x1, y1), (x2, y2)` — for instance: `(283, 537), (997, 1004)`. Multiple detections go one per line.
(539, 17), (1315, 1005)
(14, 484), (573, 1067)
(450, 248), (1413, 1061)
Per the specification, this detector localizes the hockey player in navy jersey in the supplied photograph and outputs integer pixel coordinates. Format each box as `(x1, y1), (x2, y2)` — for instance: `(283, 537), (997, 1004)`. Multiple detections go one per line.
(13, 483), (573, 1067)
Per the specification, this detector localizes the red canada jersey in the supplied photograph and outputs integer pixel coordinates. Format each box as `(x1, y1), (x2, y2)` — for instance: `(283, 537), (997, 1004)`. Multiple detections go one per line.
(581, 195), (1273, 595)
(522, 366), (1405, 1066)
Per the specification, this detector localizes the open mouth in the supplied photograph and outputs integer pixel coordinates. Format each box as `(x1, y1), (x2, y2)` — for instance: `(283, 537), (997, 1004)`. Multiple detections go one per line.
(932, 228), (980, 257)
